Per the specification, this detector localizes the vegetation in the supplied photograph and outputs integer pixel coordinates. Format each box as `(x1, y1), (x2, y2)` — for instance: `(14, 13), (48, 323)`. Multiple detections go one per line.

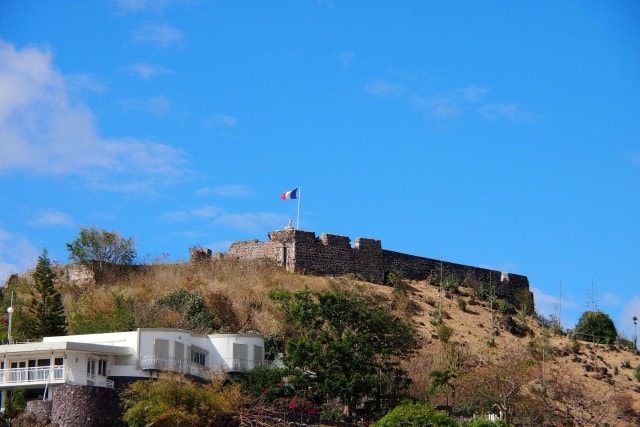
(121, 373), (241, 426)
(66, 227), (136, 282)
(574, 310), (617, 344)
(2, 243), (639, 425)
(30, 249), (67, 337)
(270, 287), (420, 419)
(372, 401), (456, 427)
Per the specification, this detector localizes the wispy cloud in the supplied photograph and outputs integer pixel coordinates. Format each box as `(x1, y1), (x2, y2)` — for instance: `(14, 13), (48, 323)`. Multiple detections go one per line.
(114, 0), (176, 14)
(122, 95), (171, 115)
(128, 63), (172, 80)
(0, 40), (188, 191)
(196, 185), (252, 198)
(338, 51), (354, 67)
(365, 80), (402, 96)
(205, 114), (238, 128)
(28, 209), (73, 227)
(215, 212), (288, 233)
(366, 75), (534, 122)
(160, 204), (285, 233)
(531, 286), (580, 328)
(0, 229), (39, 281)
(480, 103), (536, 121)
(133, 24), (184, 47)
(160, 205), (219, 223)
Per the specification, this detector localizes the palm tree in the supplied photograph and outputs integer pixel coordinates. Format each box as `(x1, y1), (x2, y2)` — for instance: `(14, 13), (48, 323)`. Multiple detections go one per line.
(429, 369), (457, 408)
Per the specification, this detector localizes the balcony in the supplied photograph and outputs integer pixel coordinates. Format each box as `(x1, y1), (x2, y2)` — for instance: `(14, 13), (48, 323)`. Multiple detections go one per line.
(140, 355), (209, 380)
(0, 366), (113, 389)
(0, 366), (65, 386)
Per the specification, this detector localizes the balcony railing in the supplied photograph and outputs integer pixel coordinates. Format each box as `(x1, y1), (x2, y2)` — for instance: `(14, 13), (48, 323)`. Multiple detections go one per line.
(0, 366), (64, 385)
(0, 366), (113, 389)
(86, 373), (114, 389)
(140, 356), (264, 377)
(140, 355), (209, 379)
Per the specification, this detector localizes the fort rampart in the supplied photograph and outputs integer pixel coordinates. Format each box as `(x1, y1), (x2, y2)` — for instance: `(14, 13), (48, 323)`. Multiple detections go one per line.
(226, 228), (533, 309)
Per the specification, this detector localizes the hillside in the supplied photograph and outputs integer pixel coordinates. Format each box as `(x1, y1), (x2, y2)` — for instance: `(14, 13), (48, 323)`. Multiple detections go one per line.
(4, 259), (640, 425)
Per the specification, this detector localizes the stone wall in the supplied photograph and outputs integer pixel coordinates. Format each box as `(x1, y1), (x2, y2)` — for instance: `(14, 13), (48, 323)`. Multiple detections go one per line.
(26, 400), (52, 425)
(51, 384), (122, 427)
(224, 228), (533, 309)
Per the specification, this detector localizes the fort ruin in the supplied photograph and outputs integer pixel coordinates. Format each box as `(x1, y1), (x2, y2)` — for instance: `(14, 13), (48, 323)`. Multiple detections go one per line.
(225, 225), (534, 309)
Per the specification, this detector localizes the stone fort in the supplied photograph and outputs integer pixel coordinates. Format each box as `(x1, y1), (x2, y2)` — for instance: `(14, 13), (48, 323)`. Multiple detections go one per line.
(224, 225), (533, 309)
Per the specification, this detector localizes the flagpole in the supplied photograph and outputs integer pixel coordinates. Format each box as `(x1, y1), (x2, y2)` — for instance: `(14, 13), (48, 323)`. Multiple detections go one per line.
(296, 186), (301, 229)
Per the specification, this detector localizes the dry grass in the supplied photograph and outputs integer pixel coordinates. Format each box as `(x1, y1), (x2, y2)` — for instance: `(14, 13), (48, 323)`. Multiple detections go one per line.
(47, 259), (640, 424)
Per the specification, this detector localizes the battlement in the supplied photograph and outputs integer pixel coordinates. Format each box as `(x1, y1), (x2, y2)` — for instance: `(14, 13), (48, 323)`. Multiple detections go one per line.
(224, 227), (533, 309)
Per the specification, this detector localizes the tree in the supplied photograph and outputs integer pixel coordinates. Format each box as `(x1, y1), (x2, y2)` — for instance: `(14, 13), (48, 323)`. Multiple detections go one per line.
(66, 227), (136, 282)
(458, 352), (538, 424)
(428, 369), (457, 407)
(31, 249), (67, 337)
(270, 287), (420, 419)
(574, 310), (617, 344)
(121, 373), (241, 426)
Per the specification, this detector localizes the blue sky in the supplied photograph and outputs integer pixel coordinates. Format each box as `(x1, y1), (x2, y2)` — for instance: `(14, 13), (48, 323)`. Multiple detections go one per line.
(1, 1), (639, 339)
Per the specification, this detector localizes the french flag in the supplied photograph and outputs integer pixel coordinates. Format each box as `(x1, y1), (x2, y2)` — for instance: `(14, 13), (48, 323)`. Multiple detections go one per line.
(281, 187), (298, 200)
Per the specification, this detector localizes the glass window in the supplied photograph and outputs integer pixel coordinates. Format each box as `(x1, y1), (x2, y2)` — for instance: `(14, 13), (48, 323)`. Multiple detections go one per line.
(190, 348), (206, 366)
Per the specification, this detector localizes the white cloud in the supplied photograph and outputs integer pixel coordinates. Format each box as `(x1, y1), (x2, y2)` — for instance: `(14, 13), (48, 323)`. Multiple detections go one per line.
(196, 185), (252, 198)
(619, 296), (640, 341)
(0, 229), (39, 282)
(205, 114), (238, 128)
(531, 286), (580, 328)
(133, 24), (184, 47)
(114, 0), (176, 14)
(28, 209), (73, 227)
(128, 63), (171, 80)
(366, 80), (402, 96)
(122, 95), (171, 115)
(338, 51), (354, 67)
(480, 103), (535, 121)
(214, 212), (288, 233)
(0, 40), (187, 190)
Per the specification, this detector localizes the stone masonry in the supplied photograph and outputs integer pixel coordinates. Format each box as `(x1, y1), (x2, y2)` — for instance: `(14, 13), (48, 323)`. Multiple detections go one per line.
(226, 227), (534, 309)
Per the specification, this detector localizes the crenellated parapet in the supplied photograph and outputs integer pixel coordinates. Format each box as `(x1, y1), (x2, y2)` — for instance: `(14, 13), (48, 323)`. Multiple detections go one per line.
(224, 226), (533, 310)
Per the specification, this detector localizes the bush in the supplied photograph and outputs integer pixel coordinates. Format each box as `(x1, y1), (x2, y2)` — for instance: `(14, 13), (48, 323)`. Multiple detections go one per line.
(457, 298), (467, 312)
(238, 366), (289, 398)
(122, 373), (241, 426)
(634, 365), (640, 382)
(373, 402), (456, 427)
(574, 311), (617, 344)
(437, 323), (453, 343)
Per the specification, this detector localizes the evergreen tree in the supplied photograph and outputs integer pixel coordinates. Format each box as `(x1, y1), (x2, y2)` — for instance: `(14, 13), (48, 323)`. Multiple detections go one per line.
(31, 249), (67, 337)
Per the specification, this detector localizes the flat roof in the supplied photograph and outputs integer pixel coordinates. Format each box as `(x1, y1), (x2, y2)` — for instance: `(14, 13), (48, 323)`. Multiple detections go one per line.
(0, 341), (133, 356)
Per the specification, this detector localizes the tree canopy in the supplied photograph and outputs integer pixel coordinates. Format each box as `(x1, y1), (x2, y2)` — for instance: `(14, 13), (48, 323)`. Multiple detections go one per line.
(270, 287), (420, 418)
(31, 249), (67, 337)
(66, 227), (136, 282)
(574, 310), (617, 344)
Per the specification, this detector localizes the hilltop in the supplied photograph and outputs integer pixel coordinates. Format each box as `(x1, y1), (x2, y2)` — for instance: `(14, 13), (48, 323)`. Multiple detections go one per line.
(4, 258), (640, 425)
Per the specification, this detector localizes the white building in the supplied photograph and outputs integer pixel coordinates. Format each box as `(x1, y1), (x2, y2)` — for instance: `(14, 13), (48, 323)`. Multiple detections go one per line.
(0, 328), (264, 411)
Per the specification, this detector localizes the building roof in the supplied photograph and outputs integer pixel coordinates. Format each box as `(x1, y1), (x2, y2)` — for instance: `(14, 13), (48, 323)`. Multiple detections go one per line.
(0, 341), (133, 356)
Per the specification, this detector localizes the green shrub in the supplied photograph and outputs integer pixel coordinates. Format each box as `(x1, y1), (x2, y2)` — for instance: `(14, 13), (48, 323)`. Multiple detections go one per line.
(373, 402), (456, 427)
(634, 365), (640, 382)
(574, 311), (617, 344)
(156, 288), (217, 333)
(457, 297), (467, 312)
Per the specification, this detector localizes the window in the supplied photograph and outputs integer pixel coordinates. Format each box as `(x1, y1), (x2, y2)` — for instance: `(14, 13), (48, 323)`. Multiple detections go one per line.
(190, 348), (206, 367)
(98, 360), (108, 376)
